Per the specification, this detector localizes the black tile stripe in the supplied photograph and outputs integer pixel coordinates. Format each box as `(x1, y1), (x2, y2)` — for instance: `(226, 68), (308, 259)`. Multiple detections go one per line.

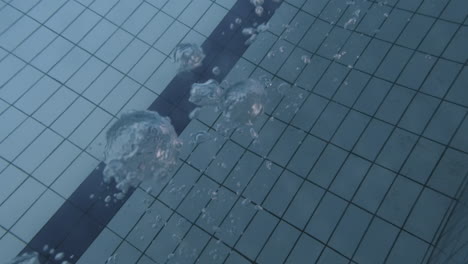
(19, 0), (283, 263)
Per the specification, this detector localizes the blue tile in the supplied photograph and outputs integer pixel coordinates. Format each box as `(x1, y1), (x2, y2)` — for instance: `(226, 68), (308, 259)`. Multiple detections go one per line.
(309, 144), (348, 188)
(177, 176), (216, 222)
(33, 140), (81, 186)
(310, 102), (348, 141)
(353, 164), (396, 213)
(317, 27), (350, 59)
(9, 0), (40, 13)
(277, 47), (311, 83)
(194, 4), (227, 37)
(0, 65), (43, 104)
(51, 97), (94, 137)
(264, 170), (302, 217)
(250, 118), (287, 157)
(452, 115), (468, 153)
(0, 117), (45, 161)
(329, 205), (372, 258)
(314, 62), (349, 99)
(62, 9), (101, 44)
(354, 218), (399, 264)
(197, 238), (230, 264)
(95, 29), (133, 64)
(302, 0), (328, 16)
(28, 0), (65, 23)
(401, 138), (445, 184)
(399, 93), (440, 134)
(423, 101), (466, 144)
(268, 2), (298, 35)
(354, 77), (392, 116)
(31, 36), (74, 72)
(299, 19), (331, 54)
(441, 0), (468, 23)
(225, 151), (262, 193)
(196, 187), (237, 233)
(216, 200), (256, 246)
(49, 46), (90, 83)
(378, 176), (422, 227)
(317, 248), (348, 264)
(386, 232), (429, 264)
(282, 11), (315, 44)
(0, 165), (27, 205)
(0, 5), (22, 34)
(397, 52), (436, 90)
(332, 110), (370, 151)
(45, 0), (85, 33)
(33, 86), (77, 126)
(296, 55), (329, 91)
(333, 70), (370, 107)
(377, 9), (411, 42)
(330, 155), (371, 200)
(288, 135), (326, 177)
(286, 234), (323, 264)
(159, 164), (200, 209)
(397, 14), (434, 49)
(376, 128), (418, 171)
(284, 181), (324, 229)
(154, 21), (190, 55)
(236, 210), (278, 260)
(14, 26), (57, 62)
(83, 66), (123, 104)
(13, 128), (62, 173)
(14, 75), (60, 115)
(112, 38), (149, 73)
(421, 58), (462, 98)
(306, 192), (347, 243)
(355, 3), (390, 35)
(100, 77), (139, 114)
(353, 118), (393, 161)
(260, 39), (295, 74)
(355, 39), (391, 74)
(405, 188), (451, 242)
(122, 2), (158, 35)
(66, 56), (107, 94)
(269, 126), (306, 167)
(443, 26), (468, 63)
(89, 0), (119, 16)
(106, 0), (142, 26)
(257, 221), (300, 264)
(0, 177), (45, 229)
(138, 11), (174, 45)
(126, 200), (172, 251)
(446, 66), (468, 107)
(128, 48), (165, 84)
(429, 149), (468, 197)
(419, 20), (458, 56)
(0, 54), (25, 88)
(167, 226), (210, 264)
(178, 0), (211, 27)
(338, 33), (370, 67)
(79, 19), (118, 54)
(244, 161), (282, 204)
(162, 0), (191, 17)
(375, 85), (415, 125)
(0, 15), (39, 51)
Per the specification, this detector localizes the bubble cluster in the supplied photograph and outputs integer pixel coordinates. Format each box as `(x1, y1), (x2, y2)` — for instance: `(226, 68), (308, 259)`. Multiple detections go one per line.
(103, 111), (181, 194)
(173, 43), (205, 72)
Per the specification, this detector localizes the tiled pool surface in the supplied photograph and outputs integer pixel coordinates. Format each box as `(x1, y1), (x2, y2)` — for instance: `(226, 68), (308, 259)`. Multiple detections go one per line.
(0, 0), (467, 263)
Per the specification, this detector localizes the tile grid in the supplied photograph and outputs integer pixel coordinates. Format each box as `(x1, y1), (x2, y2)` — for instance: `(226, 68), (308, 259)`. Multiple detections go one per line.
(146, 1), (468, 262)
(82, 0), (466, 262)
(0, 0), (229, 258)
(267, 1), (468, 112)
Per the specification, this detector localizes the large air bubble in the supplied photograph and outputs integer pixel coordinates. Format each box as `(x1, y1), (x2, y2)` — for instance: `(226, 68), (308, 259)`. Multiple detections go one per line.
(103, 111), (181, 195)
(173, 43), (205, 72)
(189, 78), (266, 136)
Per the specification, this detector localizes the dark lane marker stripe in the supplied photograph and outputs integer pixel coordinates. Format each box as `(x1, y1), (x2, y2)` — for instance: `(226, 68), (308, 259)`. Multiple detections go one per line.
(20, 0), (282, 263)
